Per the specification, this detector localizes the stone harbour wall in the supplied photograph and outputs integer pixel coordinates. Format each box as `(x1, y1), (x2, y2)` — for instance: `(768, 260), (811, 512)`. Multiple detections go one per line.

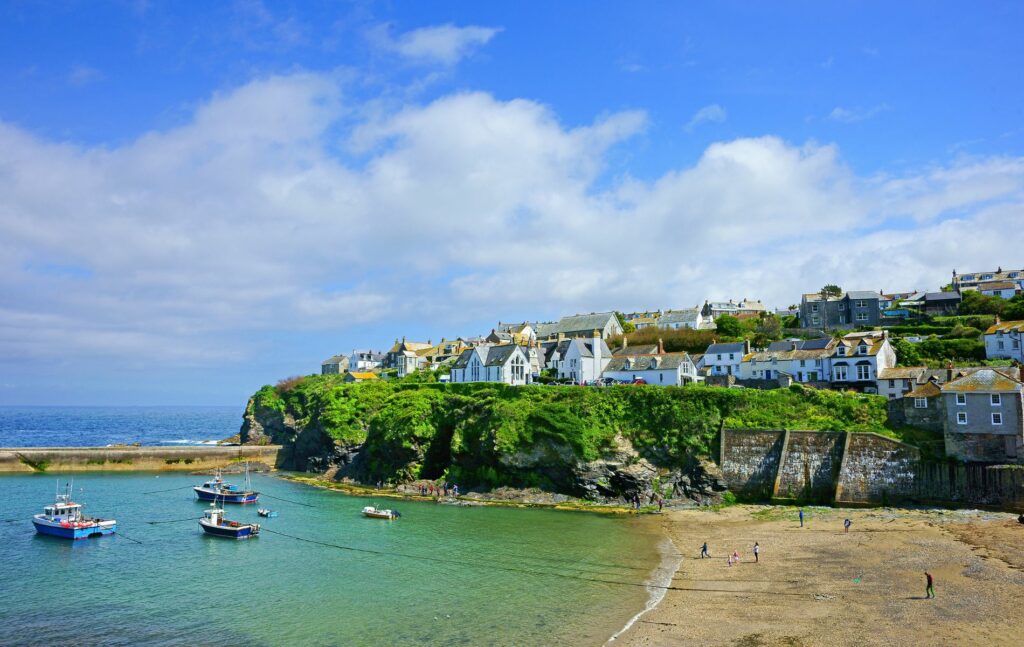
(719, 430), (784, 499)
(774, 431), (845, 501)
(0, 445), (282, 473)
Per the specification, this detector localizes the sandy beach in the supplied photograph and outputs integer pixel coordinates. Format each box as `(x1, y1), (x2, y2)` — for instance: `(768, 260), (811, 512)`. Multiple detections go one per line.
(615, 505), (1024, 647)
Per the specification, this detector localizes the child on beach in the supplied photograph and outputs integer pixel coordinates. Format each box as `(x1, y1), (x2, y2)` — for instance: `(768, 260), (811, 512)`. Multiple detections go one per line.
(753, 542), (760, 563)
(844, 518), (852, 533)
(701, 542), (709, 559)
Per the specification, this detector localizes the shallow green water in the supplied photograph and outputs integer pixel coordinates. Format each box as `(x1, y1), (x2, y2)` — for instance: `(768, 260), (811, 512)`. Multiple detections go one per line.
(0, 472), (666, 646)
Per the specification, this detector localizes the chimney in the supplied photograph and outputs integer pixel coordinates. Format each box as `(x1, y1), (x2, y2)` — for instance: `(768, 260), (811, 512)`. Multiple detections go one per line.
(623, 337), (628, 349)
(557, 332), (565, 342)
(996, 315), (1001, 324)
(593, 329), (603, 378)
(658, 338), (665, 355)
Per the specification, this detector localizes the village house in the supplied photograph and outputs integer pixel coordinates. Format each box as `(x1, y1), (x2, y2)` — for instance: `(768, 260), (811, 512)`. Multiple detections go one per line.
(657, 308), (715, 330)
(889, 380), (946, 432)
(704, 340), (750, 376)
(491, 322), (536, 345)
(320, 354), (350, 375)
(739, 338), (834, 383)
(382, 338), (432, 372)
(941, 368), (1024, 463)
(880, 366), (1023, 400)
(980, 282), (1020, 299)
(984, 318), (1024, 363)
(799, 291), (882, 329)
(952, 267), (1024, 292)
(556, 332), (611, 384)
(349, 349), (383, 371)
(828, 331), (896, 392)
(343, 371), (379, 383)
(602, 342), (698, 386)
(534, 312), (623, 341)
(701, 299), (766, 319)
(449, 345), (532, 386)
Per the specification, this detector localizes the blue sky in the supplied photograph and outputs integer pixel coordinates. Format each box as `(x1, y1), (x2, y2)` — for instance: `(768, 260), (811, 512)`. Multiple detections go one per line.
(1, 1), (1023, 405)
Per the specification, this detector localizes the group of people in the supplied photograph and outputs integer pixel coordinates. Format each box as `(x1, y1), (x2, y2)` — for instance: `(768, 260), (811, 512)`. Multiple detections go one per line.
(626, 493), (665, 511)
(700, 541), (760, 565)
(418, 482), (459, 498)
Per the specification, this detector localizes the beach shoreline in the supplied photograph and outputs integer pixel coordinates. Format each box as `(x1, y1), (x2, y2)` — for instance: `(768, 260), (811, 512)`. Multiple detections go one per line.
(614, 504), (1024, 646)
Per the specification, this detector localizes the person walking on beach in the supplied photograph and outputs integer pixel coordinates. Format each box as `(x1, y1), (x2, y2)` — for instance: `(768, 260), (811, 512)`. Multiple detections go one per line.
(658, 497), (664, 512)
(753, 542), (760, 563)
(732, 550), (740, 565)
(799, 509), (804, 527)
(844, 518), (852, 533)
(701, 542), (709, 559)
(925, 572), (935, 599)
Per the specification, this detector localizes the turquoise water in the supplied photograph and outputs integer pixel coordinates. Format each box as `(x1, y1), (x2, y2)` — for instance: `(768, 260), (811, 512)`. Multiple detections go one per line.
(0, 472), (665, 646)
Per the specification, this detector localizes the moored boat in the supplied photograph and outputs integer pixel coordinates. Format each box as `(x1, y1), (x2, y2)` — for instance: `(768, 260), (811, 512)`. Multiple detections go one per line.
(199, 506), (260, 539)
(362, 506), (400, 520)
(257, 508), (277, 518)
(32, 483), (116, 540)
(193, 466), (259, 504)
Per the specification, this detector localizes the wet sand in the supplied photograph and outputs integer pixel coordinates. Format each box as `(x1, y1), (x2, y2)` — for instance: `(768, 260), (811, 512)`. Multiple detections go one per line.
(615, 505), (1024, 647)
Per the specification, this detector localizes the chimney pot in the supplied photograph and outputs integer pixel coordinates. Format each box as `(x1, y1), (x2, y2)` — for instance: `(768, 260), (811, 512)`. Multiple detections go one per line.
(658, 338), (665, 355)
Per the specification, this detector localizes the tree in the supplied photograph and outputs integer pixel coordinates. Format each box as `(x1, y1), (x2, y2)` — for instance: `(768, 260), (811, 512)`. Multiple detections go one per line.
(615, 311), (636, 334)
(958, 290), (1005, 316)
(714, 314), (743, 338)
(1003, 295), (1024, 321)
(891, 338), (923, 367)
(820, 284), (842, 298)
(755, 314), (783, 340)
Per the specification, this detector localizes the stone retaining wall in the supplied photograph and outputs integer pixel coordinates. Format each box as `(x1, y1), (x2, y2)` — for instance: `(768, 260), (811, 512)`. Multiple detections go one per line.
(0, 445), (282, 473)
(775, 431), (845, 501)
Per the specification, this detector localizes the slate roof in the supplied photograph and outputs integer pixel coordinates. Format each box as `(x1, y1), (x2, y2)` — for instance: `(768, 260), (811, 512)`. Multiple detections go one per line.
(658, 309), (700, 326)
(605, 353), (693, 372)
(941, 368), (1024, 393)
(483, 344), (525, 367)
(706, 341), (748, 355)
(321, 355), (347, 365)
(906, 381), (941, 398)
(565, 337), (612, 359)
(845, 290), (881, 300)
(923, 291), (962, 302)
(985, 320), (1024, 335)
(878, 367), (928, 380)
(452, 348), (477, 370)
(613, 344), (660, 356)
(536, 312), (618, 337)
(980, 282), (1018, 291)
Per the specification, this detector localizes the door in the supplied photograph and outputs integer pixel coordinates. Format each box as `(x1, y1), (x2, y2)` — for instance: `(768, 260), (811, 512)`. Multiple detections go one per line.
(1006, 436), (1018, 460)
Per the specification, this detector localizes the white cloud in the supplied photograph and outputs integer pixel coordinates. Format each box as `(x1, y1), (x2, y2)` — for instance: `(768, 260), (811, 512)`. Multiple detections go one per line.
(829, 103), (890, 123)
(2, 72), (1023, 371)
(685, 104), (727, 132)
(371, 23), (501, 65)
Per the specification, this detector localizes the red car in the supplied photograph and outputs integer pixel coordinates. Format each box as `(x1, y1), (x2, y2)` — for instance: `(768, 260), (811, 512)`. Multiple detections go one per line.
(632, 378), (647, 385)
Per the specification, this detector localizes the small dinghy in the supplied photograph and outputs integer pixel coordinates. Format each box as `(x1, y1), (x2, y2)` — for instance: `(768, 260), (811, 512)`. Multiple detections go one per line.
(199, 505), (260, 539)
(257, 508), (278, 518)
(362, 506), (400, 520)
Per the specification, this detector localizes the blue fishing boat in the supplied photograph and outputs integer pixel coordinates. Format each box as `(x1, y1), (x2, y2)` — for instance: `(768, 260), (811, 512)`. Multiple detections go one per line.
(32, 482), (116, 540)
(193, 466), (259, 504)
(199, 505), (260, 539)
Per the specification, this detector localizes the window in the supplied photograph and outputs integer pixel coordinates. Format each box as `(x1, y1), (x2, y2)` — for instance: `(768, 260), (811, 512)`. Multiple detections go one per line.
(856, 312), (869, 322)
(983, 274), (993, 279)
(834, 365), (848, 381)
(856, 364), (871, 380)
(1011, 272), (1019, 279)
(963, 275), (974, 281)
(991, 394), (1001, 406)
(1014, 340), (1020, 349)
(956, 393), (966, 406)
(800, 360), (806, 367)
(729, 353), (735, 360)
(839, 303), (846, 311)
(957, 412), (967, 425)
(837, 346), (846, 356)
(992, 413), (1003, 426)
(888, 393), (895, 399)
(914, 398), (928, 409)
(856, 344), (866, 354)
(659, 374), (663, 383)
(811, 304), (819, 312)
(888, 379), (895, 388)
(811, 316), (820, 325)
(998, 340), (1005, 350)
(717, 354), (722, 360)
(856, 300), (867, 308)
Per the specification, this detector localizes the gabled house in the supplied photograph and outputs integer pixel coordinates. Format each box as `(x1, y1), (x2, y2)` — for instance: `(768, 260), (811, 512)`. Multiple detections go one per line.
(704, 340), (750, 376)
(383, 338), (433, 373)
(449, 345), (532, 386)
(657, 308), (715, 330)
(979, 282), (1019, 299)
(941, 368), (1024, 463)
(534, 312), (623, 340)
(701, 299), (766, 319)
(321, 354), (350, 375)
(799, 291), (881, 329)
(952, 267), (1024, 292)
(984, 318), (1024, 363)
(739, 338), (835, 383)
(343, 371), (379, 383)
(603, 347), (698, 386)
(493, 322), (536, 345)
(556, 333), (612, 384)
(349, 349), (384, 371)
(829, 331), (895, 392)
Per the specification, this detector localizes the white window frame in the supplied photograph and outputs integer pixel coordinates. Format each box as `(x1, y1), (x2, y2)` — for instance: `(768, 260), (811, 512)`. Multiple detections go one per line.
(914, 398), (927, 409)
(991, 393), (1001, 406)
(956, 393), (966, 406)
(834, 365), (848, 381)
(856, 312), (869, 322)
(856, 364), (871, 380)
(992, 412), (1002, 426)
(957, 411), (967, 425)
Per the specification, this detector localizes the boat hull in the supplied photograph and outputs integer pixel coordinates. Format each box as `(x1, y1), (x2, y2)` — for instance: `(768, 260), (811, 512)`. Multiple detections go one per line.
(33, 517), (116, 540)
(199, 519), (259, 539)
(194, 487), (258, 504)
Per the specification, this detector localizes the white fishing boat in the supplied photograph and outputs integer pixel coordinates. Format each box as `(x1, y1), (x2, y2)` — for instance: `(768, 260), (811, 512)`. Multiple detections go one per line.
(361, 506), (400, 520)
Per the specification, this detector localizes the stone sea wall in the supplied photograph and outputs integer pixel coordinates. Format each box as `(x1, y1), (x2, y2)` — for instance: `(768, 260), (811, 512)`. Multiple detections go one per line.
(0, 445), (282, 473)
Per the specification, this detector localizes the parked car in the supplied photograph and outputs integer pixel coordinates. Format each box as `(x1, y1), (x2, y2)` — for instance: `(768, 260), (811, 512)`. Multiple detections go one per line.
(632, 378), (647, 385)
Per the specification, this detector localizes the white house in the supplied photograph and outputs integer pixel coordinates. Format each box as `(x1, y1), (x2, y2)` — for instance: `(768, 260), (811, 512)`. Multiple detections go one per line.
(534, 312), (623, 340)
(984, 319), (1024, 363)
(449, 345), (532, 386)
(738, 338), (835, 383)
(557, 333), (612, 384)
(349, 349), (383, 371)
(657, 308), (715, 330)
(603, 350), (698, 385)
(704, 341), (750, 376)
(980, 282), (1020, 299)
(828, 331), (896, 392)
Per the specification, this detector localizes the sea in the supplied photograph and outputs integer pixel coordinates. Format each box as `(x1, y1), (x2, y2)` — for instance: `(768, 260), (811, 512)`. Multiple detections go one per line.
(0, 407), (673, 646)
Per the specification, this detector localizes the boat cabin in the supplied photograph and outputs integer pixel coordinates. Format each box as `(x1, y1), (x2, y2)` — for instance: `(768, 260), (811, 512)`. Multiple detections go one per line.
(42, 503), (81, 520)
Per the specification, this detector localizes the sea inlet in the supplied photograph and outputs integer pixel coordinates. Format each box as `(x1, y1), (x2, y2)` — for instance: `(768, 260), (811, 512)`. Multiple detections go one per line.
(0, 471), (666, 646)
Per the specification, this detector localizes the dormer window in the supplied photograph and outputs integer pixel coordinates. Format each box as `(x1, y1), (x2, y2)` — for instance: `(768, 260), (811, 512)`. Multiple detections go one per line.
(983, 274), (993, 279)
(963, 275), (974, 281)
(837, 346), (846, 356)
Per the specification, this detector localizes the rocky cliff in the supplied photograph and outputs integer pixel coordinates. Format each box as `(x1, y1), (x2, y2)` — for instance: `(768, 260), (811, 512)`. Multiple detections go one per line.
(240, 376), (893, 505)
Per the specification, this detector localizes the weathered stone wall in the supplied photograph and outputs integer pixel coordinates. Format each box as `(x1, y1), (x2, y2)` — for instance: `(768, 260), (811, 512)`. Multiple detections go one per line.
(943, 430), (1022, 464)
(0, 445), (282, 473)
(837, 433), (919, 503)
(719, 430), (785, 498)
(914, 463), (1024, 512)
(775, 431), (845, 501)
(888, 397), (944, 433)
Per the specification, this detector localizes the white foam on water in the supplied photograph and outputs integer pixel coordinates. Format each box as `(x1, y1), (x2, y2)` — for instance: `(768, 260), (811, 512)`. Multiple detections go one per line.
(606, 533), (681, 643)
